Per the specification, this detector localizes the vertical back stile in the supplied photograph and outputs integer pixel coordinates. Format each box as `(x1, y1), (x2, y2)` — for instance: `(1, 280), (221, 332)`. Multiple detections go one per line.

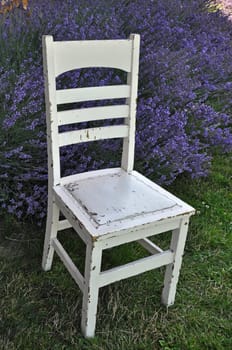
(43, 35), (60, 186)
(121, 34), (140, 172)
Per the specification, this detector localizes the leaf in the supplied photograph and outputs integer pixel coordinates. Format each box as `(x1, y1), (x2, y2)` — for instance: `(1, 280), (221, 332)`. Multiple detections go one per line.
(0, 0), (28, 13)
(22, 0), (28, 10)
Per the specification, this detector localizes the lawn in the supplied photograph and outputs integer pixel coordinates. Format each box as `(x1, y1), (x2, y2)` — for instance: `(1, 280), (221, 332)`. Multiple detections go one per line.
(0, 155), (231, 349)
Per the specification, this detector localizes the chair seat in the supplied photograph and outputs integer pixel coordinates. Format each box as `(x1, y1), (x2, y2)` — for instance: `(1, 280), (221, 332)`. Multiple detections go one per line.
(54, 168), (195, 237)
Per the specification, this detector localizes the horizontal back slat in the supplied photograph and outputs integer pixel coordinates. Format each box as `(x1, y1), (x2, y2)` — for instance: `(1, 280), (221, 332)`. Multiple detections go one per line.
(54, 40), (132, 77)
(56, 85), (130, 104)
(59, 125), (129, 147)
(58, 105), (129, 126)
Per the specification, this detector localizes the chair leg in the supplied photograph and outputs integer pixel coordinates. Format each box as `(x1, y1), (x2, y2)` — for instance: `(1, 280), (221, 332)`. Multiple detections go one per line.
(42, 195), (59, 271)
(81, 242), (102, 338)
(161, 218), (189, 306)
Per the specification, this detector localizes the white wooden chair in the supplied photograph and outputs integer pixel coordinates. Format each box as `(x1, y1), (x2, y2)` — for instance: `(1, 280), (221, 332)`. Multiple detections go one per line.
(42, 34), (195, 338)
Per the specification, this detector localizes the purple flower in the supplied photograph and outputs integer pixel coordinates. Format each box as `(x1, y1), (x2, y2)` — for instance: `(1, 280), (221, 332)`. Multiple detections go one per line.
(1, 0), (232, 222)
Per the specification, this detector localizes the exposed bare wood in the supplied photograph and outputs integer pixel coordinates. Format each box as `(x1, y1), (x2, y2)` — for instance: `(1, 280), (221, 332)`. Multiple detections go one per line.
(58, 125), (129, 147)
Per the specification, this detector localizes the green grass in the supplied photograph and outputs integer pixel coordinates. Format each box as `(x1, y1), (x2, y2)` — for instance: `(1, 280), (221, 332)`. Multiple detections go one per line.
(0, 155), (232, 350)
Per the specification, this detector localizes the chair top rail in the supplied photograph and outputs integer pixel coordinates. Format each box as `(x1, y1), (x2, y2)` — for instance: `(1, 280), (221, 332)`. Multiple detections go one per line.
(53, 39), (133, 77)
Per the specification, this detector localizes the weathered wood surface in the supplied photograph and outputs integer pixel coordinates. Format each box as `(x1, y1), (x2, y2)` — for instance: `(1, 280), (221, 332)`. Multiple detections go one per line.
(59, 125), (129, 147)
(42, 34), (195, 338)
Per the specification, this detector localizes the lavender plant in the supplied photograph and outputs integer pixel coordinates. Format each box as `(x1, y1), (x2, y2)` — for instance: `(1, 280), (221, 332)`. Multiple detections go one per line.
(0, 0), (232, 222)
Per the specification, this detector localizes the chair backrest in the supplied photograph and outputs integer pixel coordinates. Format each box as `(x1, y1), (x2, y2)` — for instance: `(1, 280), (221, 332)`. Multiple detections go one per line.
(43, 34), (140, 186)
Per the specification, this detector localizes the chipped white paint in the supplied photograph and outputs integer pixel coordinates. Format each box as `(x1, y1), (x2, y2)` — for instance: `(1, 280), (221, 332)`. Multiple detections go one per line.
(121, 33), (140, 172)
(42, 196), (59, 271)
(161, 219), (190, 306)
(81, 243), (102, 338)
(54, 168), (194, 236)
(42, 34), (195, 338)
(64, 170), (180, 225)
(58, 125), (129, 147)
(42, 35), (60, 272)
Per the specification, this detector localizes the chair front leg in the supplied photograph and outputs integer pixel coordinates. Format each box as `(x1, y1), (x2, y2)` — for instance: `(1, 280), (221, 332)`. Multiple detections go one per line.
(81, 242), (102, 338)
(42, 194), (59, 271)
(161, 218), (189, 306)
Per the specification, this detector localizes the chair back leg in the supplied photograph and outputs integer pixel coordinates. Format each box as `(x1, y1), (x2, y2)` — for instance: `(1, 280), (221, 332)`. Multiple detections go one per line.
(42, 195), (59, 271)
(81, 242), (103, 338)
(161, 218), (189, 306)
